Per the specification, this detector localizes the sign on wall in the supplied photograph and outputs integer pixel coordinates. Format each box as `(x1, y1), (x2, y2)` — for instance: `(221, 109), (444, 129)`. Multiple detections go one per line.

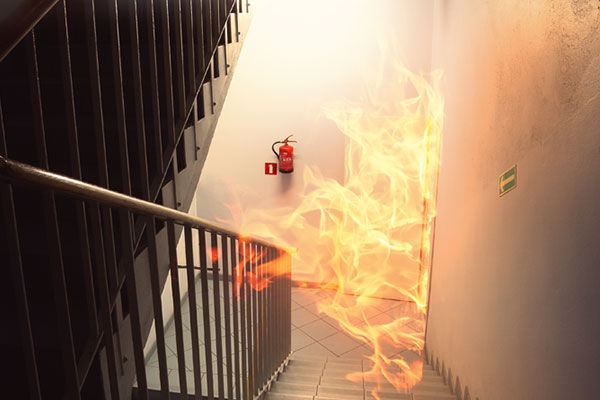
(499, 165), (517, 196)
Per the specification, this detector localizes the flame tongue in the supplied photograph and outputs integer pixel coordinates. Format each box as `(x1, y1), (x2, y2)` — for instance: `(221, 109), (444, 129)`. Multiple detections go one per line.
(224, 51), (443, 394)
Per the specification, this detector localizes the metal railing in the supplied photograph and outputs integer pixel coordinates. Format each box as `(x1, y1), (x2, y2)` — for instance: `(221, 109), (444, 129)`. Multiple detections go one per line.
(0, 155), (293, 399)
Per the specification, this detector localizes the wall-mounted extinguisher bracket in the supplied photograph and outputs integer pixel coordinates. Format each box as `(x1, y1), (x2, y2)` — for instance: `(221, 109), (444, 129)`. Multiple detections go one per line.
(272, 134), (297, 174)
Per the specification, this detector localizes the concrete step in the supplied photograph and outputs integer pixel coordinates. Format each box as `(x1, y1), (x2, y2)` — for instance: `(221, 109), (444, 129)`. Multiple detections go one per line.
(270, 381), (318, 396)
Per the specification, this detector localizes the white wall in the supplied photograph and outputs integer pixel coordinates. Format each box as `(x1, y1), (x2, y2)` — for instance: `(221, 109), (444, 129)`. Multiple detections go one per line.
(426, 1), (600, 399)
(194, 0), (435, 284)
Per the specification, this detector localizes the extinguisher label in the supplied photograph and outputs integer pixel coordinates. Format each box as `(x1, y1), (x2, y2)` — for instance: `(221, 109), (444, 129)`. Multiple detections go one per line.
(265, 163), (277, 175)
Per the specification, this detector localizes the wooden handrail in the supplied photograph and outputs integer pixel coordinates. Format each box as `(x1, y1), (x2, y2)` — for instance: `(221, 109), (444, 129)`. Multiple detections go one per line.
(0, 156), (295, 253)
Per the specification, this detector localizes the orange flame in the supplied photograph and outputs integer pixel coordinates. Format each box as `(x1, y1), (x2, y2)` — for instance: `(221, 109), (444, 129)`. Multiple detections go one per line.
(232, 239), (290, 295)
(215, 41), (443, 394)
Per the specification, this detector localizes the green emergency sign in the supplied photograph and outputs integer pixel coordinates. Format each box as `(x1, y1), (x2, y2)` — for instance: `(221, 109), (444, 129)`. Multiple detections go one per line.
(499, 165), (517, 196)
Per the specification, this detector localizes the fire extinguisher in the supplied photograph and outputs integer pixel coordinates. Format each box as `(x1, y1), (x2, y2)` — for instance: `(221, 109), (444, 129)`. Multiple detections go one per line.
(272, 135), (297, 173)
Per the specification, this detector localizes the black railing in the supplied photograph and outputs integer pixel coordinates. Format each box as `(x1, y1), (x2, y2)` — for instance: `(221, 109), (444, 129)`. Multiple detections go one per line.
(0, 155), (293, 399)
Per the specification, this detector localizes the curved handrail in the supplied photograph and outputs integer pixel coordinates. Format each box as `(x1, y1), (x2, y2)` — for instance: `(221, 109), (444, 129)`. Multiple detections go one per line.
(0, 156), (295, 253)
(0, 0), (58, 63)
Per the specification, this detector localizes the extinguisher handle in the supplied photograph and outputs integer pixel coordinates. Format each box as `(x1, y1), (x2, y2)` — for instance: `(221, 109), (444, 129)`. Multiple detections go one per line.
(271, 141), (282, 159)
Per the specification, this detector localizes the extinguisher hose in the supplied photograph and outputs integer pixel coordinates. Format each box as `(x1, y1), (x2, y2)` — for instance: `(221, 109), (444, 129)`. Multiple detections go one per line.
(272, 141), (283, 159)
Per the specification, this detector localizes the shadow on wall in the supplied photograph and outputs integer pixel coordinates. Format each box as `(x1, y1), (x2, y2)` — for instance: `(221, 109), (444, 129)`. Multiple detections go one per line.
(279, 171), (294, 194)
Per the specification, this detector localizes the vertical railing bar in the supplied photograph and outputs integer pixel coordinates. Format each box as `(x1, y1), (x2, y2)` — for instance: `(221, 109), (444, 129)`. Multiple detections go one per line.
(127, 0), (151, 201)
(234, 0), (239, 42)
(269, 247), (275, 374)
(57, 0), (101, 341)
(221, 235), (234, 399)
(185, 226), (202, 400)
(230, 237), (242, 400)
(276, 249), (282, 365)
(199, 229), (215, 400)
(256, 245), (262, 388)
(222, 17), (229, 76)
(83, 0), (110, 189)
(100, 207), (119, 299)
(193, 0), (205, 79)
(0, 101), (42, 398)
(260, 245), (266, 386)
(88, 203), (121, 400)
(107, 0), (132, 196)
(182, 0), (195, 96)
(208, 62), (215, 115)
(56, 2), (101, 340)
(146, 215), (171, 400)
(172, 0), (187, 120)
(245, 241), (255, 398)
(118, 208), (148, 400)
(287, 252), (291, 355)
(211, 231), (225, 400)
(28, 29), (82, 400)
(238, 240), (248, 400)
(143, 0), (164, 175)
(251, 243), (258, 395)
(167, 220), (188, 397)
(56, 0), (82, 180)
(203, 0), (212, 66)
(212, 0), (220, 46)
(158, 0), (176, 147)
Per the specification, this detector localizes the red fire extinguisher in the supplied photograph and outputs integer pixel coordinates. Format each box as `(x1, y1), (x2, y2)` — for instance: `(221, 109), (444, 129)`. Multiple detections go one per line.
(272, 135), (297, 173)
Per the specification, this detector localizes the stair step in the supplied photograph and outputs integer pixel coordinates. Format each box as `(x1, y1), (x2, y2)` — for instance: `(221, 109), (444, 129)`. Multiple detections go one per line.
(411, 390), (456, 400)
(319, 376), (363, 388)
(271, 382), (318, 396)
(413, 381), (451, 393)
(289, 359), (326, 369)
(278, 373), (321, 385)
(284, 366), (325, 376)
(290, 354), (328, 363)
(265, 393), (314, 400)
(365, 392), (412, 400)
(325, 358), (364, 366)
(324, 363), (362, 372)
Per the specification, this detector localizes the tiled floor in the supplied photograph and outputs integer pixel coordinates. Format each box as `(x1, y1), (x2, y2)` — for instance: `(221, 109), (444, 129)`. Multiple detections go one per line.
(140, 284), (421, 395)
(289, 287), (421, 360)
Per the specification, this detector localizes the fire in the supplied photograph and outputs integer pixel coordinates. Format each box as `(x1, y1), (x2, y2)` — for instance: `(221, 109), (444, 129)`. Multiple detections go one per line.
(216, 43), (444, 395)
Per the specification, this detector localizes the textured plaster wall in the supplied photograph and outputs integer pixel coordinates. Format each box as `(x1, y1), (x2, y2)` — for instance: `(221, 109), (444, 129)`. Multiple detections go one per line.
(426, 1), (600, 399)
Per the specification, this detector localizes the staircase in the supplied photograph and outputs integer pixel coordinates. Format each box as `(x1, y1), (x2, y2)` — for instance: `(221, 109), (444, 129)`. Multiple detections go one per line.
(265, 354), (457, 400)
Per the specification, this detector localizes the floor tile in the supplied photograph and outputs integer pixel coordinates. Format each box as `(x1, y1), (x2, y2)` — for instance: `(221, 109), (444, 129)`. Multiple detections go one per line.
(291, 307), (320, 327)
(291, 289), (321, 307)
(299, 319), (339, 341)
(294, 342), (336, 358)
(291, 328), (317, 352)
(340, 344), (373, 359)
(318, 331), (364, 357)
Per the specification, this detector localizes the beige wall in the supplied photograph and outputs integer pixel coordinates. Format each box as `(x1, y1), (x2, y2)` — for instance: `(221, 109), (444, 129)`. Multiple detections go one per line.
(426, 1), (600, 399)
